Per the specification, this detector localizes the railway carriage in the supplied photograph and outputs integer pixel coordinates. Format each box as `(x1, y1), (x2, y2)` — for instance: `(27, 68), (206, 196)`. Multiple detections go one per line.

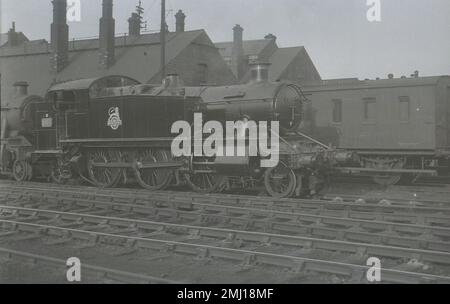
(302, 76), (450, 185)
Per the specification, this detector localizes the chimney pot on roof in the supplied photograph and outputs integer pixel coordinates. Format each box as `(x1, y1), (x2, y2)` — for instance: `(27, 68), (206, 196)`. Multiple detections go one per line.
(99, 0), (115, 69)
(232, 25), (245, 80)
(233, 24), (243, 35)
(175, 10), (186, 33)
(7, 22), (19, 47)
(51, 0), (69, 72)
(264, 33), (276, 41)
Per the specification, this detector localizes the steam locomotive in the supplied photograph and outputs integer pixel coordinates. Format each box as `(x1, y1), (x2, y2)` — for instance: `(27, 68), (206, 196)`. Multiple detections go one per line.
(0, 63), (356, 198)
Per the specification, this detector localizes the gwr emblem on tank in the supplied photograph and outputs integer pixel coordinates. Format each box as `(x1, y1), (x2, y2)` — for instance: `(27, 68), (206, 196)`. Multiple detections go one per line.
(107, 107), (122, 130)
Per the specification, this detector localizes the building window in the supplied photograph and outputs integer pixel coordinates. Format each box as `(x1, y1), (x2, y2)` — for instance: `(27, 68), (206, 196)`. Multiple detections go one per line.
(363, 97), (376, 121)
(332, 99), (342, 123)
(399, 96), (410, 122)
(197, 63), (208, 84)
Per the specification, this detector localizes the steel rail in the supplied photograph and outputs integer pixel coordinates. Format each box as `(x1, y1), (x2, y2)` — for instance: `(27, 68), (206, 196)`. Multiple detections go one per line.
(0, 218), (448, 284)
(2, 183), (449, 220)
(0, 247), (180, 284)
(2, 193), (449, 252)
(2, 180), (450, 207)
(2, 188), (449, 231)
(0, 206), (450, 266)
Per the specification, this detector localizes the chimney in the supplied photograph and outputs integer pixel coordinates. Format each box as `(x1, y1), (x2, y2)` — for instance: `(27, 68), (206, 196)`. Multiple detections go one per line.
(128, 13), (141, 36)
(13, 81), (29, 97)
(231, 24), (245, 80)
(175, 10), (186, 33)
(51, 0), (69, 72)
(163, 74), (183, 88)
(7, 22), (19, 47)
(99, 0), (115, 69)
(249, 62), (271, 83)
(264, 33), (277, 41)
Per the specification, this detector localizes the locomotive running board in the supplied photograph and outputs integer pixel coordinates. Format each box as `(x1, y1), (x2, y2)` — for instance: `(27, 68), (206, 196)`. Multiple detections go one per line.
(337, 167), (438, 176)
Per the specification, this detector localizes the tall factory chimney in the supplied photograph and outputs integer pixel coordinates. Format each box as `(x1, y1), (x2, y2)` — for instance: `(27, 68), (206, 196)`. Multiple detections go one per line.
(175, 10), (186, 33)
(231, 24), (245, 80)
(99, 0), (115, 69)
(50, 0), (69, 72)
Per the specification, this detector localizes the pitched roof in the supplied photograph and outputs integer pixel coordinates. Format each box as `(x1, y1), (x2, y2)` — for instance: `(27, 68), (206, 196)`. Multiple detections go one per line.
(267, 47), (305, 81)
(57, 30), (207, 81)
(0, 29), (204, 58)
(236, 46), (321, 83)
(215, 39), (274, 58)
(0, 33), (8, 46)
(0, 31), (29, 47)
(303, 76), (450, 91)
(0, 29), (221, 103)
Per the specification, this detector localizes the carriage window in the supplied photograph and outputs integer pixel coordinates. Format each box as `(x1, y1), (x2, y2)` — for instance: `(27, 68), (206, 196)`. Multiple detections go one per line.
(399, 96), (410, 122)
(332, 99), (342, 123)
(363, 98), (376, 121)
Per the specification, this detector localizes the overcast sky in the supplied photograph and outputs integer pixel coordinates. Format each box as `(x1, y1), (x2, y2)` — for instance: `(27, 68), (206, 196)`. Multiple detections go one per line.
(1, 0), (449, 79)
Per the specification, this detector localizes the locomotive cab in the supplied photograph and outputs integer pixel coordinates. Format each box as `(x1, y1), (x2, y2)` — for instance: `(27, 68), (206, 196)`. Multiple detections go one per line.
(47, 75), (142, 141)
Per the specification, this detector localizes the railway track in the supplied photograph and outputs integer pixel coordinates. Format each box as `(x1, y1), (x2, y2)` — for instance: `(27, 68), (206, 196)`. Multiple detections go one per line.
(0, 181), (450, 283)
(1, 179), (450, 211)
(1, 190), (450, 249)
(0, 247), (179, 284)
(1, 184), (450, 230)
(0, 212), (448, 283)
(2, 179), (450, 210)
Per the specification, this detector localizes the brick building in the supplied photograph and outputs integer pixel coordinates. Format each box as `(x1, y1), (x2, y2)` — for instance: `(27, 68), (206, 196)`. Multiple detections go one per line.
(215, 27), (322, 84)
(0, 0), (236, 104)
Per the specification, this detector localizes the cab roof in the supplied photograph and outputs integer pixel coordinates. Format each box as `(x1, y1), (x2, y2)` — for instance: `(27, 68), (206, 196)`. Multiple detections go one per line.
(47, 75), (140, 93)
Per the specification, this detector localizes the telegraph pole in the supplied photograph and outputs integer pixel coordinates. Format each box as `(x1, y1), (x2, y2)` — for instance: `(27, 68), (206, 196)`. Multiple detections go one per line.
(160, 0), (166, 80)
(136, 1), (147, 31)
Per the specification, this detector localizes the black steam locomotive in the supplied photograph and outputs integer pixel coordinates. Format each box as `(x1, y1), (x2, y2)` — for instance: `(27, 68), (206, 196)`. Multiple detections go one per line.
(0, 64), (356, 198)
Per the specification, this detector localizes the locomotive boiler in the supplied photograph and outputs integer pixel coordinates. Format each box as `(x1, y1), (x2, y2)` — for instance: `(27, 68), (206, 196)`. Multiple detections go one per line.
(0, 64), (356, 198)
(0, 81), (48, 181)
